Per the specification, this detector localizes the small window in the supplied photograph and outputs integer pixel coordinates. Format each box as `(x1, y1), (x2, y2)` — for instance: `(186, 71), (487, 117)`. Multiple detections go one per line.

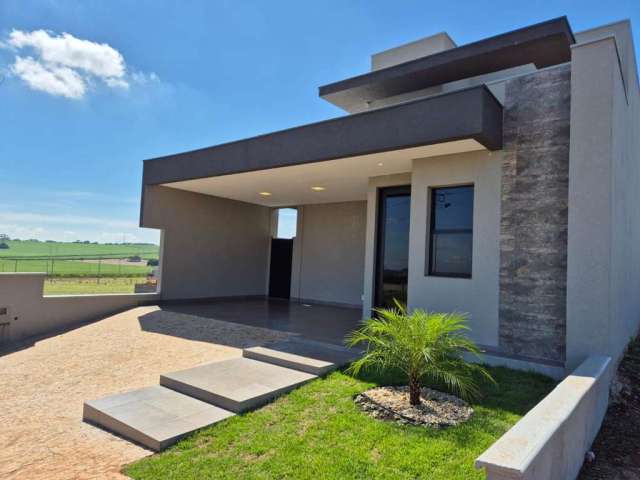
(276, 208), (297, 239)
(428, 185), (473, 278)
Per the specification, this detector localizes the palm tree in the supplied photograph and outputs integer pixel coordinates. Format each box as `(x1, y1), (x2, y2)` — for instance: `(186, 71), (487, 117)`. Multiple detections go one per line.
(346, 301), (494, 406)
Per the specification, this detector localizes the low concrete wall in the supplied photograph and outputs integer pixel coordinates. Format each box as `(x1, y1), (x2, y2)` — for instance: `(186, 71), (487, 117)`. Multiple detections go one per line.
(475, 355), (612, 480)
(0, 273), (158, 344)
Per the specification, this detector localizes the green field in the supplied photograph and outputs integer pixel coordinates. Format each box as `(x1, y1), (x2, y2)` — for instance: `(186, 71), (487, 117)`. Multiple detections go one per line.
(0, 240), (159, 278)
(0, 258), (152, 276)
(0, 240), (158, 258)
(43, 277), (153, 295)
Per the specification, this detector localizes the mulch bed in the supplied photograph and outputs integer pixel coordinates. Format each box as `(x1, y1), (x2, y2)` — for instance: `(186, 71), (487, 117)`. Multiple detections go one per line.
(579, 336), (640, 479)
(355, 385), (473, 428)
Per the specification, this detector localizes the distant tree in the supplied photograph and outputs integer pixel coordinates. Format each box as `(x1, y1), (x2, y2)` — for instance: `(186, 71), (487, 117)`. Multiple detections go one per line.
(0, 242), (9, 249)
(147, 258), (159, 266)
(128, 255), (142, 262)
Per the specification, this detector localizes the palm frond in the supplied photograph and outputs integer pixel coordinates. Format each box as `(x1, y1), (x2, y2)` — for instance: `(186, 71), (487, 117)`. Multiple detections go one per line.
(345, 300), (495, 400)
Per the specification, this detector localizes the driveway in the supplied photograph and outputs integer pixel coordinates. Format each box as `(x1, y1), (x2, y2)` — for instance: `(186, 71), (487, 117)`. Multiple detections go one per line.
(0, 306), (289, 479)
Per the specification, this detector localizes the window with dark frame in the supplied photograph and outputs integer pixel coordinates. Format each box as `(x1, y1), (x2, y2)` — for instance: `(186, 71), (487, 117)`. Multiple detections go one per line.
(428, 185), (474, 278)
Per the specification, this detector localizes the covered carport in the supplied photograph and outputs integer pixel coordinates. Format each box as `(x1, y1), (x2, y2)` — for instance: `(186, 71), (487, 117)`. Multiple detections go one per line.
(139, 85), (502, 316)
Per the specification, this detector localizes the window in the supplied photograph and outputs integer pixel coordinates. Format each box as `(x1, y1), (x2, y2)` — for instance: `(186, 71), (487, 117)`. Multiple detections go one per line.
(275, 208), (297, 239)
(428, 185), (473, 278)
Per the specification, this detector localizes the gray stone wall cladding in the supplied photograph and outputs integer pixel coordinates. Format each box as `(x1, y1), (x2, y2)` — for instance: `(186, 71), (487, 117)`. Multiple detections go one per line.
(499, 64), (571, 363)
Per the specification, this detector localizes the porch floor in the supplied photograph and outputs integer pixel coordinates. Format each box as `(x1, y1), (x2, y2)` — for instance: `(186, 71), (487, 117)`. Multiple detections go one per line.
(158, 298), (363, 346)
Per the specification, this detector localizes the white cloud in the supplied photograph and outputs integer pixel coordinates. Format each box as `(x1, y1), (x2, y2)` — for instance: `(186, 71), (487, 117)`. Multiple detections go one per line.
(131, 71), (159, 85)
(3, 29), (159, 99)
(104, 76), (129, 89)
(8, 29), (126, 78)
(11, 55), (86, 98)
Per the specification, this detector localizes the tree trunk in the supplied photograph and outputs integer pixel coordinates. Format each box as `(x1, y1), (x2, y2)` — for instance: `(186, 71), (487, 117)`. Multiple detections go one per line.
(409, 376), (421, 406)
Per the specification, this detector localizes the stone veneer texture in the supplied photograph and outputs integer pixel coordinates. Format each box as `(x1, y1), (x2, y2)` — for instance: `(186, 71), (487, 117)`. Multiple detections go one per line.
(499, 64), (571, 363)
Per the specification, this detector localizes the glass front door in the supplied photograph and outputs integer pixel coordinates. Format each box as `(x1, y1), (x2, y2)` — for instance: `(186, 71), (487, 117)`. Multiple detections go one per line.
(374, 186), (411, 309)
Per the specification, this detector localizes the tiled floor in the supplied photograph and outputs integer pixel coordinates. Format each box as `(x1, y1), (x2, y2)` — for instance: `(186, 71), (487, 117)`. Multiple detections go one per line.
(159, 298), (363, 346)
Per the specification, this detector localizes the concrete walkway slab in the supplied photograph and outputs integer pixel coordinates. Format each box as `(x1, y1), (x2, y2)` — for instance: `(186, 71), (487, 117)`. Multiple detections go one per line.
(243, 338), (360, 375)
(83, 386), (235, 451)
(160, 357), (316, 413)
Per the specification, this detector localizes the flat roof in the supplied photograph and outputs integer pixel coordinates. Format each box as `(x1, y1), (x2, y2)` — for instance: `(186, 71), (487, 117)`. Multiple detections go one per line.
(319, 17), (575, 112)
(142, 85), (503, 186)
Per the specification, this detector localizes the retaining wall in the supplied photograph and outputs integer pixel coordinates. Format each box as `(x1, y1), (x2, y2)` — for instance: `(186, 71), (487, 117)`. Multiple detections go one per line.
(475, 355), (612, 480)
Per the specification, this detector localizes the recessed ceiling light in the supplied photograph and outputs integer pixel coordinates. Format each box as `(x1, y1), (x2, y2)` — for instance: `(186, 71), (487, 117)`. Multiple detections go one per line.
(259, 192), (272, 196)
(377, 162), (384, 166)
(311, 186), (326, 191)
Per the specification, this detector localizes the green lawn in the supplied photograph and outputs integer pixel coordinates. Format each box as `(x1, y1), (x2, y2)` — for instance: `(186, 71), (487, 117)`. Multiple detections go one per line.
(126, 367), (555, 480)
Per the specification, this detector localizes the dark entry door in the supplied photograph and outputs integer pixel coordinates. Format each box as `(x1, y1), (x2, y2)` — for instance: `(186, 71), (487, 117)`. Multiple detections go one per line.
(269, 238), (293, 299)
(375, 186), (411, 309)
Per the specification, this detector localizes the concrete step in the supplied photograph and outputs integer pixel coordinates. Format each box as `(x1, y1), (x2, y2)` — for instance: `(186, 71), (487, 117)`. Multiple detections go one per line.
(83, 385), (235, 451)
(243, 338), (360, 375)
(160, 357), (316, 413)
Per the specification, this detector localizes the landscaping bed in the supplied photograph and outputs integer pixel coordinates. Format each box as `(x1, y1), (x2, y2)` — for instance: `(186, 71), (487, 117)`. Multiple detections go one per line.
(355, 385), (473, 427)
(125, 366), (554, 480)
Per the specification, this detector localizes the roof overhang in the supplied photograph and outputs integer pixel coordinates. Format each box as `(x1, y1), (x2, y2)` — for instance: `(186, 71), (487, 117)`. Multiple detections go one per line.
(319, 17), (574, 112)
(157, 139), (486, 207)
(143, 84), (503, 188)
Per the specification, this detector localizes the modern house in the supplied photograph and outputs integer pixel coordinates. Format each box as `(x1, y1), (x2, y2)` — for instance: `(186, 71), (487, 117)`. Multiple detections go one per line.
(140, 17), (640, 377)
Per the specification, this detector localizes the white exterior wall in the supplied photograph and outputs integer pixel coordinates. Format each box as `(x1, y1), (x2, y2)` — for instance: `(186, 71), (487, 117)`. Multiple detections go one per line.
(290, 201), (367, 307)
(566, 22), (640, 370)
(360, 152), (501, 349)
(371, 32), (456, 71)
(407, 151), (502, 347)
(142, 185), (272, 301)
(0, 273), (157, 343)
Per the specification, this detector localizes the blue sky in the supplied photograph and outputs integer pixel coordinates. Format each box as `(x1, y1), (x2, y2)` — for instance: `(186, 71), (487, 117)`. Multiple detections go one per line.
(1, 0), (638, 244)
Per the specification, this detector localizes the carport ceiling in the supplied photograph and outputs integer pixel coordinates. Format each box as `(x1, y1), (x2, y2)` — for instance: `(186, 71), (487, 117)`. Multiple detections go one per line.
(162, 139), (485, 207)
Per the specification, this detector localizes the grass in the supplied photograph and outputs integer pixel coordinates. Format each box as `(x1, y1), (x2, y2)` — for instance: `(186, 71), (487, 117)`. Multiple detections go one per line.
(0, 258), (152, 276)
(0, 258), (151, 276)
(43, 277), (151, 295)
(0, 239), (158, 258)
(125, 366), (555, 480)
(0, 239), (159, 277)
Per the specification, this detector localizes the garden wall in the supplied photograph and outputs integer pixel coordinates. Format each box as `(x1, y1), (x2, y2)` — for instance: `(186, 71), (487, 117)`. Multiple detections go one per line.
(475, 355), (612, 480)
(0, 273), (158, 344)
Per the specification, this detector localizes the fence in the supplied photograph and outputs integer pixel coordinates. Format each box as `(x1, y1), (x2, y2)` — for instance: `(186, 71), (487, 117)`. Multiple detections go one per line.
(0, 253), (154, 277)
(0, 253), (159, 295)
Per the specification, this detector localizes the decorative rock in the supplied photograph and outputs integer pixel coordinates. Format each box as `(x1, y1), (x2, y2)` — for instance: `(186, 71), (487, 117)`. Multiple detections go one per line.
(355, 386), (473, 428)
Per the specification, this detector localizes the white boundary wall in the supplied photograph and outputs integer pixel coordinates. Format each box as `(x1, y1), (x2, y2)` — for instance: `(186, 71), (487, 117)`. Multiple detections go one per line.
(0, 273), (158, 344)
(475, 355), (612, 480)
